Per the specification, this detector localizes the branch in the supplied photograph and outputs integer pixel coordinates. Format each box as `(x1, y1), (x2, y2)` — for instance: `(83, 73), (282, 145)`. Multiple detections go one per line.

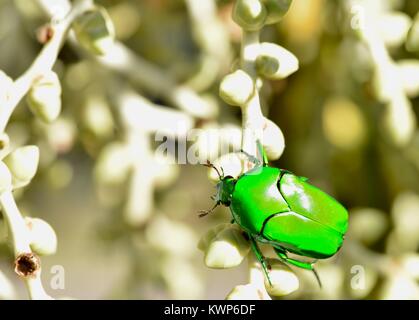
(0, 0), (94, 133)
(0, 0), (94, 300)
(0, 191), (51, 299)
(240, 31), (265, 161)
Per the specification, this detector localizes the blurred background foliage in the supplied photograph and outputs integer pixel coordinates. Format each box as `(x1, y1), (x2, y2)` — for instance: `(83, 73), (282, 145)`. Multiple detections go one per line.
(1, 0), (419, 299)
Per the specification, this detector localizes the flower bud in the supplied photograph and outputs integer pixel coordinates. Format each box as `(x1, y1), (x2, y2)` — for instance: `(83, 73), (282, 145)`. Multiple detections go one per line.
(264, 259), (299, 296)
(197, 223), (230, 251)
(3, 146), (39, 188)
(256, 42), (298, 80)
(204, 226), (250, 269)
(226, 283), (264, 300)
(72, 6), (115, 55)
(25, 217), (57, 256)
(0, 161), (12, 194)
(261, 0), (292, 25)
(208, 153), (242, 182)
(232, 0), (267, 31)
(263, 119), (285, 160)
(219, 69), (254, 106)
(26, 71), (62, 123)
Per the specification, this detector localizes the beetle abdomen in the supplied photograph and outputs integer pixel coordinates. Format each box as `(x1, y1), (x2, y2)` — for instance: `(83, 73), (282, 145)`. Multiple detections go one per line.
(279, 173), (348, 235)
(262, 211), (344, 258)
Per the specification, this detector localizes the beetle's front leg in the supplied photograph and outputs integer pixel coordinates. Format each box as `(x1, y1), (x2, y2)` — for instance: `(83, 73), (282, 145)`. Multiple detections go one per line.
(239, 149), (261, 167)
(197, 202), (219, 218)
(248, 235), (272, 286)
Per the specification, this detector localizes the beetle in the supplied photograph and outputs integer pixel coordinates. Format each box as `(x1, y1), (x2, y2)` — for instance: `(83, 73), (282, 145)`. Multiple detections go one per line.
(200, 141), (348, 287)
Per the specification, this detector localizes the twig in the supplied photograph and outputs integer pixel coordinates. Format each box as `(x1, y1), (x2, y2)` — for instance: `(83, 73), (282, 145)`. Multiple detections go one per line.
(238, 29), (268, 297)
(0, 0), (94, 133)
(239, 31), (265, 165)
(0, 191), (51, 299)
(34, 0), (217, 119)
(0, 0), (94, 300)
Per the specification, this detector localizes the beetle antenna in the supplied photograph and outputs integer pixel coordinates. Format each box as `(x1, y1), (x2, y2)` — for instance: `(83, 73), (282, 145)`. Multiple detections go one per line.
(203, 160), (223, 179)
(198, 202), (219, 218)
(312, 267), (322, 289)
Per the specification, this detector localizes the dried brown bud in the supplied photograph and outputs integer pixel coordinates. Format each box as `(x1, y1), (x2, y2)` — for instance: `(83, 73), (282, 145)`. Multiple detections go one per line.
(14, 253), (41, 278)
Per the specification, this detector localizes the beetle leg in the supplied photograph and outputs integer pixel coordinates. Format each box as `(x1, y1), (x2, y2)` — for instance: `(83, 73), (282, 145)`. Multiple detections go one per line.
(273, 247), (322, 288)
(197, 202), (219, 218)
(239, 149), (261, 167)
(248, 235), (272, 286)
(256, 139), (268, 167)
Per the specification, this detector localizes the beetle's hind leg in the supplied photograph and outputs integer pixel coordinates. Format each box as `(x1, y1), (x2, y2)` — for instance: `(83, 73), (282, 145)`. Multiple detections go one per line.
(248, 235), (272, 286)
(273, 247), (322, 288)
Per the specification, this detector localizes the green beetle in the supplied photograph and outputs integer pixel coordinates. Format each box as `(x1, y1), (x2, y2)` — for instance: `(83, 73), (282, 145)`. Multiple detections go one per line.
(200, 142), (348, 287)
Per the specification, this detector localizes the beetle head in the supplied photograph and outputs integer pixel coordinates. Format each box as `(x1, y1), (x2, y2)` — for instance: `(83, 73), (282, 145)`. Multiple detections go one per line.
(199, 162), (236, 218)
(215, 176), (236, 206)
(203, 160), (235, 206)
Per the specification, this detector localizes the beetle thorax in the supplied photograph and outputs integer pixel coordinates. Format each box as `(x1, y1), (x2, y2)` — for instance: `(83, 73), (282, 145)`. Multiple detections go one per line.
(215, 177), (236, 206)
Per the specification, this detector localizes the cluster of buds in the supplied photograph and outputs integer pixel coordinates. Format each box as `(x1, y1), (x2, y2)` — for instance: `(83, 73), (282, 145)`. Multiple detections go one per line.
(27, 71), (62, 123)
(198, 224), (299, 299)
(349, 0), (419, 146)
(0, 144), (57, 257)
(232, 0), (292, 31)
(199, 0), (300, 299)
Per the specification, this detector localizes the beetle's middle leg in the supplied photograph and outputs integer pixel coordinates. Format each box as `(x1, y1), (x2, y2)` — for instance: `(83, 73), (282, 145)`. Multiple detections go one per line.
(248, 235), (272, 286)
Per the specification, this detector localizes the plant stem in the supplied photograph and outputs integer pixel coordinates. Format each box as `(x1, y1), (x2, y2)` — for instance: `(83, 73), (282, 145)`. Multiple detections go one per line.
(239, 30), (269, 295)
(0, 191), (30, 255)
(240, 31), (265, 161)
(0, 191), (51, 299)
(0, 0), (93, 299)
(34, 0), (216, 119)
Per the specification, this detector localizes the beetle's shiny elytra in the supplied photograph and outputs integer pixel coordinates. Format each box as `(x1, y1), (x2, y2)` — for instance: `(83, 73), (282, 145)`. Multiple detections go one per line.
(201, 143), (349, 287)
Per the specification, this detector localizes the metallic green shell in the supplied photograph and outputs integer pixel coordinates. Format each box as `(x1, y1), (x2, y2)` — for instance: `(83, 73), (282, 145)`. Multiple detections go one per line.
(279, 173), (348, 235)
(230, 167), (348, 259)
(230, 166), (289, 234)
(262, 212), (344, 258)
